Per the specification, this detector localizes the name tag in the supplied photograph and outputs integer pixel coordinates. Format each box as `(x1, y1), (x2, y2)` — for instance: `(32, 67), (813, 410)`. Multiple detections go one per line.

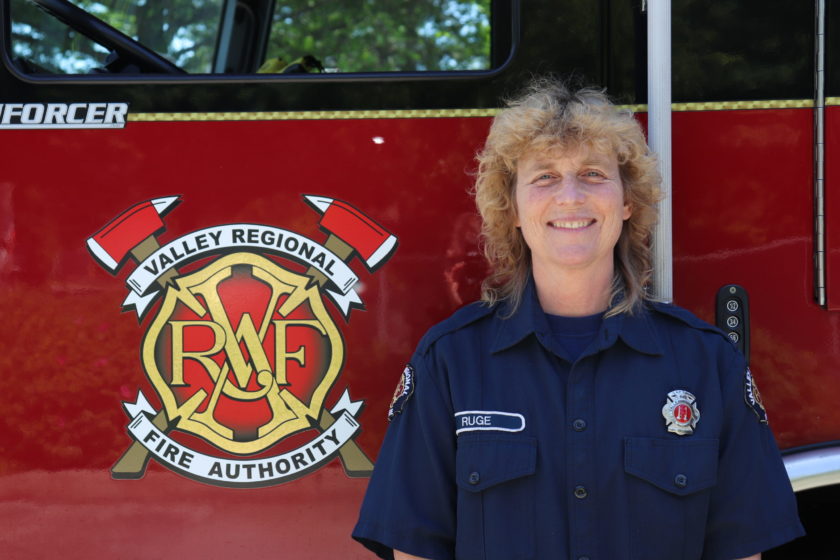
(455, 410), (526, 435)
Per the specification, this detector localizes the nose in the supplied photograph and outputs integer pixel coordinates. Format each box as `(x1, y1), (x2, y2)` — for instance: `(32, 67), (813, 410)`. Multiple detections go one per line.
(552, 176), (586, 205)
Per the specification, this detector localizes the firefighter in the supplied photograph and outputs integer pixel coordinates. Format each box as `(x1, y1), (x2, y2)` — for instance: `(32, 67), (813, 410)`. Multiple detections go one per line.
(352, 78), (804, 560)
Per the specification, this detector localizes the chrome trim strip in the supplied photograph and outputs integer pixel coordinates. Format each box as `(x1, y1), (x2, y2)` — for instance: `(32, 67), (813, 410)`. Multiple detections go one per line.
(648, 0), (673, 303)
(816, 0), (827, 306)
(785, 445), (840, 492)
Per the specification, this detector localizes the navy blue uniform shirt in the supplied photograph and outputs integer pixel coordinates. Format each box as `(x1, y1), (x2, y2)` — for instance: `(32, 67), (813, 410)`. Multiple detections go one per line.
(545, 311), (603, 362)
(353, 281), (804, 560)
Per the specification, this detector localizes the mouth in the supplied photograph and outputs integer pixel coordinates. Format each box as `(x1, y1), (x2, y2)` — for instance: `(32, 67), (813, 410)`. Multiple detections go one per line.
(548, 219), (595, 230)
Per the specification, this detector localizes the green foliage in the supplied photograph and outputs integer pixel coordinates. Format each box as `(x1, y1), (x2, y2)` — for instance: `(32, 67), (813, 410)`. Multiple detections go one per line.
(10, 0), (492, 74)
(265, 0), (491, 72)
(11, 0), (221, 73)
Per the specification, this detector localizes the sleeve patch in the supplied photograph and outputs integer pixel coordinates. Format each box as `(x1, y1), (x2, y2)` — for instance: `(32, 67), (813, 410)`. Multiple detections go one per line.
(744, 366), (768, 424)
(388, 364), (415, 422)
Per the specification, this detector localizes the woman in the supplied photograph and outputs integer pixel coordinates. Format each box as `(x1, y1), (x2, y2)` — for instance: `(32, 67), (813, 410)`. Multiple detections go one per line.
(352, 79), (803, 560)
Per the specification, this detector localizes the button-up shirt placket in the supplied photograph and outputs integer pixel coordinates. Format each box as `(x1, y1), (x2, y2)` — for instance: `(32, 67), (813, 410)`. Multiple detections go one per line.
(565, 317), (621, 560)
(566, 351), (597, 560)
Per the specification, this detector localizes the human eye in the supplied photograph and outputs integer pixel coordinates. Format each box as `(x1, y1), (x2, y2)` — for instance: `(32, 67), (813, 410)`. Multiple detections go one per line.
(530, 172), (556, 186)
(582, 169), (608, 181)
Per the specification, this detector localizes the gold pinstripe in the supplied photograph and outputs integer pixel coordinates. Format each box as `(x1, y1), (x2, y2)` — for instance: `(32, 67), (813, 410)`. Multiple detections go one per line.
(671, 99), (813, 111)
(127, 99), (817, 122)
(129, 108), (500, 122)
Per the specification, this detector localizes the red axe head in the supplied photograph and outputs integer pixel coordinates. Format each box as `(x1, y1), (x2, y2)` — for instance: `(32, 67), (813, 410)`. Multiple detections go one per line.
(304, 195), (397, 271)
(87, 196), (180, 272)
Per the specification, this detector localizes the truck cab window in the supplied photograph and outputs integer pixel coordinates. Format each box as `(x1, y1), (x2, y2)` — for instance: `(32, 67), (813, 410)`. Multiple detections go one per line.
(264, 1), (491, 73)
(10, 0), (220, 74)
(9, 0), (495, 76)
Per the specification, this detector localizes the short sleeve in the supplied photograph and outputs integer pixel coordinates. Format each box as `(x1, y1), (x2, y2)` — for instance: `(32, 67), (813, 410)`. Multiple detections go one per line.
(702, 347), (805, 560)
(352, 349), (457, 560)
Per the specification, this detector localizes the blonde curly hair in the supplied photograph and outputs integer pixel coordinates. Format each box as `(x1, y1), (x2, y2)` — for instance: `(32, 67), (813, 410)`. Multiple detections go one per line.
(474, 78), (662, 316)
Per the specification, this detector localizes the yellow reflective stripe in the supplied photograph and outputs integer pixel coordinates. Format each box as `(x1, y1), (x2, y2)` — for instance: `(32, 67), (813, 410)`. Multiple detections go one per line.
(671, 99), (812, 111)
(127, 100), (817, 122)
(626, 100), (813, 113)
(621, 104), (648, 113)
(129, 108), (499, 121)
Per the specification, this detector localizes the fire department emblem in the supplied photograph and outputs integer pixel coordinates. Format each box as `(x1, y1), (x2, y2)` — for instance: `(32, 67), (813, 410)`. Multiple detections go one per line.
(86, 195), (397, 487)
(387, 364), (415, 421)
(662, 389), (700, 436)
(744, 366), (768, 424)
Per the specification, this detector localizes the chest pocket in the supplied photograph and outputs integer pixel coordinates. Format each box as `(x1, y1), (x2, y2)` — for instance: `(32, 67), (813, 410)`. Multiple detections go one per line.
(624, 437), (719, 560)
(455, 434), (537, 560)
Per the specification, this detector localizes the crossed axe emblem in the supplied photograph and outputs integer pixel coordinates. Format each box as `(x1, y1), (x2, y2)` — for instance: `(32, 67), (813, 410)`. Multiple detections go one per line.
(86, 195), (397, 479)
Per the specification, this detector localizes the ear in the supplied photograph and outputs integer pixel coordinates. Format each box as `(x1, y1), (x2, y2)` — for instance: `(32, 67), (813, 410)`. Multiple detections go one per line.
(512, 180), (521, 227)
(619, 176), (632, 220)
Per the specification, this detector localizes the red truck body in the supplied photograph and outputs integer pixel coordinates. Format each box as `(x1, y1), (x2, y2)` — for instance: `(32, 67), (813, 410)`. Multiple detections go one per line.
(0, 1), (836, 557)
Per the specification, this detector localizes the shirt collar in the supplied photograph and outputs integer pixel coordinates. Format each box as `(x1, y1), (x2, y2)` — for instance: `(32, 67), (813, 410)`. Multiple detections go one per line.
(491, 276), (548, 353)
(491, 275), (663, 357)
(602, 306), (663, 356)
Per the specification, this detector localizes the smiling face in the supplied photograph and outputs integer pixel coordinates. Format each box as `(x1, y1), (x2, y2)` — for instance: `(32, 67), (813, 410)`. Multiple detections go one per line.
(514, 145), (631, 282)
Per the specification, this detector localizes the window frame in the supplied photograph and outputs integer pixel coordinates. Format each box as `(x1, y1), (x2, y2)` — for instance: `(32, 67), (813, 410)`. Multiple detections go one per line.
(1, 0), (518, 84)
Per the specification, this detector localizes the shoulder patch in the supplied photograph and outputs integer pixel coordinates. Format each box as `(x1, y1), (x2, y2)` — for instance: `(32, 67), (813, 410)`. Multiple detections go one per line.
(388, 364), (415, 421)
(744, 366), (768, 424)
(416, 301), (495, 355)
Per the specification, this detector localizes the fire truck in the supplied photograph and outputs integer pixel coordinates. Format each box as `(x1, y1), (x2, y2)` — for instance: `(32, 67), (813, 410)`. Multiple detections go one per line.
(0, 0), (835, 557)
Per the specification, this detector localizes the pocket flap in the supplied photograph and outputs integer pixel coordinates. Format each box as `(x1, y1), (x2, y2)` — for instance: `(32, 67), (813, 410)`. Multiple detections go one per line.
(624, 437), (719, 496)
(456, 434), (537, 493)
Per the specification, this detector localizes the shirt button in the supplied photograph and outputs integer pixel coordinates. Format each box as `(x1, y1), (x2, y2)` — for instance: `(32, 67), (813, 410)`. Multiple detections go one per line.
(572, 419), (587, 431)
(674, 474), (688, 488)
(468, 472), (480, 485)
(574, 485), (588, 499)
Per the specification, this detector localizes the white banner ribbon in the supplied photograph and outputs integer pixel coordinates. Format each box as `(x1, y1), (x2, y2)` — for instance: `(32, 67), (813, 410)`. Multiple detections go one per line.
(121, 224), (360, 317)
(123, 389), (362, 487)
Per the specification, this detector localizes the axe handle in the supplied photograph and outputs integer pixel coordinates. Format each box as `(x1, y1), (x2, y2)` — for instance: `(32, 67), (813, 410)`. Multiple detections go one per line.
(112, 234), (180, 478)
(305, 235), (372, 475)
(130, 237), (179, 288)
(132, 236), (163, 262)
(302, 234), (354, 289)
(324, 235), (354, 260)
(111, 410), (170, 479)
(317, 407), (373, 477)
